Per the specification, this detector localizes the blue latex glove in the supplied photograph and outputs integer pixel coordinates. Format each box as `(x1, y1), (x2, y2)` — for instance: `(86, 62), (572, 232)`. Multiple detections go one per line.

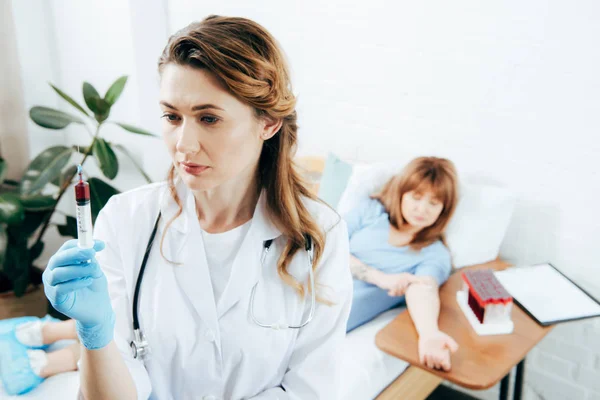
(42, 239), (115, 350)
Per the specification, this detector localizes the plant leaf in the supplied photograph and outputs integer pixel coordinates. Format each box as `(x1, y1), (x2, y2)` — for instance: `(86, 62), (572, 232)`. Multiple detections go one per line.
(104, 76), (128, 105)
(30, 106), (84, 129)
(49, 83), (90, 117)
(0, 193), (24, 225)
(60, 165), (79, 188)
(2, 232), (29, 296)
(92, 139), (119, 180)
(0, 224), (7, 269)
(114, 122), (156, 137)
(13, 271), (29, 296)
(83, 82), (111, 122)
(28, 241), (45, 269)
(72, 145), (92, 155)
(88, 178), (119, 224)
(20, 195), (57, 212)
(51, 164), (78, 188)
(94, 104), (111, 123)
(0, 157), (6, 185)
(82, 82), (101, 110)
(57, 215), (78, 238)
(19, 146), (73, 195)
(20, 210), (51, 237)
(113, 144), (153, 183)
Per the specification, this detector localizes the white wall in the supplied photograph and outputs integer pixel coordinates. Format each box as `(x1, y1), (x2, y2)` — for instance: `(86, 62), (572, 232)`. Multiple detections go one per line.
(169, 0), (600, 296)
(11, 1), (600, 399)
(0, 0), (30, 179)
(10, 0), (168, 263)
(168, 2), (600, 399)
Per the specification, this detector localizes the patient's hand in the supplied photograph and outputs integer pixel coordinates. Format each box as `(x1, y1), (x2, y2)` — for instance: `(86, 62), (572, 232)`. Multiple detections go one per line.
(376, 273), (429, 297)
(418, 330), (459, 371)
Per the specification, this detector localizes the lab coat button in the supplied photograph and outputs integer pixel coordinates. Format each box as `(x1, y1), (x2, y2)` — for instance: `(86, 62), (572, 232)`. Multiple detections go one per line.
(204, 329), (216, 342)
(203, 396), (217, 400)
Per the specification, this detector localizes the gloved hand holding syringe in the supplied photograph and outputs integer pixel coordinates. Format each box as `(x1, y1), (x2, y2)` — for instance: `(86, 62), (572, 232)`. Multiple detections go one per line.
(42, 163), (115, 350)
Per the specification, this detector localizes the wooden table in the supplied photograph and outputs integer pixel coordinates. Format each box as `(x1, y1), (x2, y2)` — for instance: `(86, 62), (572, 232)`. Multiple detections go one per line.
(375, 260), (553, 400)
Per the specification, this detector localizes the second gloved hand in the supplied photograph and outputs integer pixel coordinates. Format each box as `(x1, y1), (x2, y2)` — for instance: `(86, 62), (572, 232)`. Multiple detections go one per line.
(42, 239), (115, 350)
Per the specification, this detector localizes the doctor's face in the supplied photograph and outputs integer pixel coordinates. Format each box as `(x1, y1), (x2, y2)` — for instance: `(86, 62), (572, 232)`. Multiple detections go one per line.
(159, 64), (275, 192)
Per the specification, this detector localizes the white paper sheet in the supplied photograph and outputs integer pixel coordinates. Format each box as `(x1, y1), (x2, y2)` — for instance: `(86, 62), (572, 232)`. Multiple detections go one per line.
(494, 263), (600, 324)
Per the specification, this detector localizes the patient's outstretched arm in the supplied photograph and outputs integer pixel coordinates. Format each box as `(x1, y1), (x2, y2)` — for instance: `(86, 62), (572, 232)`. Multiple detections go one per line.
(405, 278), (439, 334)
(405, 279), (458, 371)
(349, 254), (385, 285)
(349, 254), (426, 296)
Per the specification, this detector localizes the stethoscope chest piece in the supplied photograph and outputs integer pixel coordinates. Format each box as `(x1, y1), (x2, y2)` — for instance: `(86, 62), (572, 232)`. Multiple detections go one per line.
(131, 328), (151, 361)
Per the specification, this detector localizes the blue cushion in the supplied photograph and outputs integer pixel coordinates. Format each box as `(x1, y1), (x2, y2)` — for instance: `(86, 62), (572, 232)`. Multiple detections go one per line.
(0, 331), (45, 395)
(0, 315), (58, 350)
(317, 153), (353, 209)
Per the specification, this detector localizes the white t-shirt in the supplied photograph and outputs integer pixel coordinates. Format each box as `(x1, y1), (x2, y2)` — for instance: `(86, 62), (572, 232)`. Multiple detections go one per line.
(200, 220), (252, 304)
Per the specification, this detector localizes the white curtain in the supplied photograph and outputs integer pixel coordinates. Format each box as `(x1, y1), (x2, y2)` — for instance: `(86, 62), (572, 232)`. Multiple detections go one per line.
(0, 0), (30, 181)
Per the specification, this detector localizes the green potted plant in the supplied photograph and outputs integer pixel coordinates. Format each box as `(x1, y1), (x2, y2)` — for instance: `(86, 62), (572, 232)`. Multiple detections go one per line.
(0, 76), (156, 318)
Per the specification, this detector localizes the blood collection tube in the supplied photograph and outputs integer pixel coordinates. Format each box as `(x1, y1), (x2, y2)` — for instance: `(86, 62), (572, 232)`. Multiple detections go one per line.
(74, 165), (93, 249)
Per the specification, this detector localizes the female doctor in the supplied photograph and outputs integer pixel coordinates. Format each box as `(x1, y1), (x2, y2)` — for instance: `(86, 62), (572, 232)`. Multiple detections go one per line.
(42, 15), (352, 400)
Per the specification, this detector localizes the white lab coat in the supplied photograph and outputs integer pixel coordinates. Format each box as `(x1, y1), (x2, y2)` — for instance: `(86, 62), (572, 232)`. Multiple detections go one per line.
(90, 178), (352, 400)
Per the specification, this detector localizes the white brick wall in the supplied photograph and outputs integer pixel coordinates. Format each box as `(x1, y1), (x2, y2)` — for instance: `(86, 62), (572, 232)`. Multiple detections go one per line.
(531, 320), (600, 399)
(526, 369), (587, 400)
(442, 320), (600, 399)
(535, 351), (576, 378)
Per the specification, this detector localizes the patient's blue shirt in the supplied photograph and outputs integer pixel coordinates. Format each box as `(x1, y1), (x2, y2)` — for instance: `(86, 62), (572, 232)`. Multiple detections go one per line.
(344, 197), (452, 331)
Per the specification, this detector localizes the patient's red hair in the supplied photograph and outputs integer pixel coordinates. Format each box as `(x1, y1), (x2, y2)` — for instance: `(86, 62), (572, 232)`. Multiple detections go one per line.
(371, 157), (458, 251)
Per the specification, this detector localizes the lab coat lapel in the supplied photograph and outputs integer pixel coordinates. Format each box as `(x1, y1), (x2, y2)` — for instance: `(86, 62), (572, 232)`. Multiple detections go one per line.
(160, 179), (219, 336)
(217, 191), (282, 319)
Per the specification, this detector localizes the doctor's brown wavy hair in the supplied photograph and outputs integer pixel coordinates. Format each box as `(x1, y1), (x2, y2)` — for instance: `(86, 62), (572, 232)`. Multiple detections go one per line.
(156, 15), (327, 300)
(371, 157), (459, 251)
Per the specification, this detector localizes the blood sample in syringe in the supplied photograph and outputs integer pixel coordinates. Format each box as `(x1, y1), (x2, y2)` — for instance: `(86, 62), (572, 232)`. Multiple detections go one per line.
(74, 165), (94, 249)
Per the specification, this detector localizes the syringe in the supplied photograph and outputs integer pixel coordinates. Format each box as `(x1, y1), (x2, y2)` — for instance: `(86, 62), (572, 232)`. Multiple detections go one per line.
(74, 164), (93, 249)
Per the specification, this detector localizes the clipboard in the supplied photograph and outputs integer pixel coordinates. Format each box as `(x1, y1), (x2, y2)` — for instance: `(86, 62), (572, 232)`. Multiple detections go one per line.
(494, 262), (600, 326)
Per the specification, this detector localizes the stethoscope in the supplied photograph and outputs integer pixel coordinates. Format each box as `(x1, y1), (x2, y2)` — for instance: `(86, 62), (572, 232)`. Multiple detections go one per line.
(130, 212), (316, 360)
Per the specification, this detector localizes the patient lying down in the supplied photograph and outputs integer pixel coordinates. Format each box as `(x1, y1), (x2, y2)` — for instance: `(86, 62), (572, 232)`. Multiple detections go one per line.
(344, 156), (459, 371)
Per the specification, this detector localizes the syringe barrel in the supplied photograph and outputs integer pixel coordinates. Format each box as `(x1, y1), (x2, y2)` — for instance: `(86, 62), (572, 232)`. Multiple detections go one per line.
(75, 181), (93, 249)
(75, 181), (90, 204)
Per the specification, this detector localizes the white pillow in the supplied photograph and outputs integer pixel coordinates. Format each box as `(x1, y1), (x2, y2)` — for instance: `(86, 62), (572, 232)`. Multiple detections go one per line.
(337, 161), (516, 268)
(444, 182), (516, 268)
(337, 160), (407, 216)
